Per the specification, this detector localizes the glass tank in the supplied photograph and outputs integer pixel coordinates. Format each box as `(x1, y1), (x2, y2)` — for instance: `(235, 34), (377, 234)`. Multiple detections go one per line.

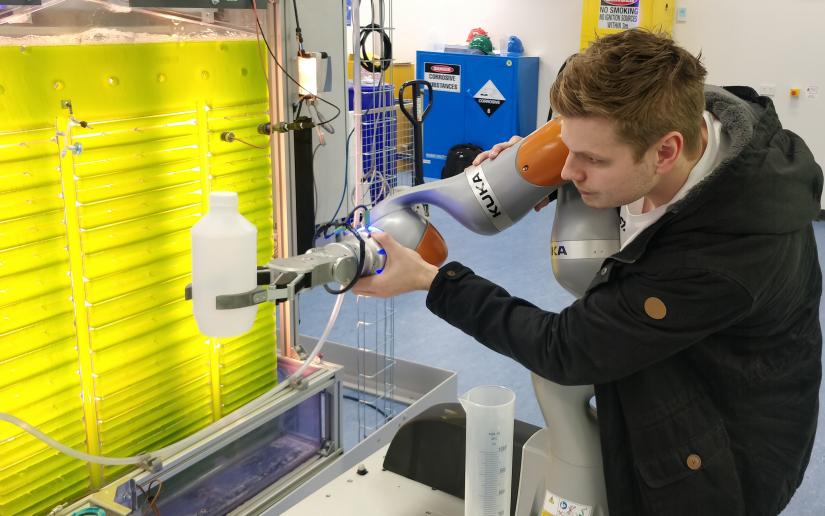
(0, 1), (277, 514)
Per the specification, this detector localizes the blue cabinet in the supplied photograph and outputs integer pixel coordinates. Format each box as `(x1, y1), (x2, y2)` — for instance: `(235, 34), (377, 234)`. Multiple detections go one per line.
(416, 51), (539, 179)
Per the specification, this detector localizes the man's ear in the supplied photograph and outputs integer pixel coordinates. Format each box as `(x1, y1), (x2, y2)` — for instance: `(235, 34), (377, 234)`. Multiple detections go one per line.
(653, 131), (684, 175)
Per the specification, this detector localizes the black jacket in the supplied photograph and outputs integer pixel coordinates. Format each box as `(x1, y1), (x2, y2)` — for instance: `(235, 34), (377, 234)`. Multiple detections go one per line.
(426, 86), (823, 515)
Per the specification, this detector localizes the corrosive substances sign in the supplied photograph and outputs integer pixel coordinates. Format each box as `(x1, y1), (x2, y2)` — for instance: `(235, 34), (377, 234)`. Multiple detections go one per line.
(473, 80), (506, 117)
(598, 0), (641, 30)
(424, 62), (461, 93)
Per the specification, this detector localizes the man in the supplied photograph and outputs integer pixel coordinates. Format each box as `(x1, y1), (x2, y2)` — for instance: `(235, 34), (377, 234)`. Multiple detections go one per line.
(354, 29), (822, 515)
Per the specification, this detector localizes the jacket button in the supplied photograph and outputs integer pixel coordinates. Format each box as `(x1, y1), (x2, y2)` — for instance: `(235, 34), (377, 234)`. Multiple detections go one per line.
(599, 267), (608, 276)
(686, 454), (702, 471)
(446, 270), (457, 278)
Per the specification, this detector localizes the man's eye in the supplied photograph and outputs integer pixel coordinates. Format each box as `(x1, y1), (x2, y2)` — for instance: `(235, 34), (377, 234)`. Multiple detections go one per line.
(588, 157), (601, 164)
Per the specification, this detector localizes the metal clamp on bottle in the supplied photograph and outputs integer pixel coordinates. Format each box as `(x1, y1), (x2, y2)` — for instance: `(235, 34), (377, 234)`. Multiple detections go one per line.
(184, 238), (368, 311)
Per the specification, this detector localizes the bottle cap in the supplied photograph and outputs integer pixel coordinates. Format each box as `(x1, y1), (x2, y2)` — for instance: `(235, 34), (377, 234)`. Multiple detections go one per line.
(210, 191), (238, 209)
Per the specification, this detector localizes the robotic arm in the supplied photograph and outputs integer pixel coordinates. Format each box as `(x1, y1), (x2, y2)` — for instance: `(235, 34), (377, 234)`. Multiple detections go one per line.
(370, 117), (569, 234)
(195, 117), (616, 319)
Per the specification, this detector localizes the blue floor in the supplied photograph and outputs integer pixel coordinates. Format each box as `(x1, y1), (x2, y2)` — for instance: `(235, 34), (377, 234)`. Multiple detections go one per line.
(298, 205), (825, 515)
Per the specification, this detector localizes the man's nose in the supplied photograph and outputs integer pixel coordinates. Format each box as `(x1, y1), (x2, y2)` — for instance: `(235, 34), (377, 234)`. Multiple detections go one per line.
(560, 155), (584, 182)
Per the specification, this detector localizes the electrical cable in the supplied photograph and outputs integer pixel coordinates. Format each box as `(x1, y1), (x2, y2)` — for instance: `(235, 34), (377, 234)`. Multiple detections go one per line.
(343, 394), (389, 419)
(137, 479), (163, 516)
(314, 222), (365, 295)
(313, 143), (321, 220)
(252, 11), (270, 91)
(250, 2), (342, 125)
(347, 204), (370, 227)
(234, 136), (268, 150)
(313, 204), (371, 295)
(291, 0), (306, 54)
(322, 228), (363, 295)
(330, 128), (354, 223)
(309, 99), (335, 134)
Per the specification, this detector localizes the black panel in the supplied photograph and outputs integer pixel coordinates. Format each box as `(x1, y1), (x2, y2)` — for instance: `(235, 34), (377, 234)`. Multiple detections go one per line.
(293, 117), (315, 255)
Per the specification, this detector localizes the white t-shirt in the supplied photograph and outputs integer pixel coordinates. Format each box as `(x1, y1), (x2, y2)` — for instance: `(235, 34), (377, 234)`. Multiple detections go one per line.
(619, 111), (730, 249)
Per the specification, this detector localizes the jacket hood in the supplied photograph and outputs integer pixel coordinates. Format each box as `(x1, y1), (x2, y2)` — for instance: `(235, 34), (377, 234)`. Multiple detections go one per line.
(669, 85), (823, 235)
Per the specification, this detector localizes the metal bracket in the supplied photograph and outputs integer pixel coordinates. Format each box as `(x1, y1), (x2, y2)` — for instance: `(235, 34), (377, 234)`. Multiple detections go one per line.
(288, 375), (309, 390)
(139, 456), (163, 474)
(216, 287), (269, 309)
(185, 271), (308, 310)
(318, 440), (336, 457)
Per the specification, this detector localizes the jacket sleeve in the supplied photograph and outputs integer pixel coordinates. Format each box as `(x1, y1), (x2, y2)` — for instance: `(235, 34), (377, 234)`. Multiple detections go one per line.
(425, 261), (754, 385)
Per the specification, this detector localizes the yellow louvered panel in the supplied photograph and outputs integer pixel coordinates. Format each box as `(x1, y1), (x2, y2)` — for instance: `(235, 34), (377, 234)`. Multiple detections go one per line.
(80, 206), (202, 255)
(0, 183), (65, 220)
(97, 372), (211, 426)
(83, 229), (190, 278)
(219, 309), (278, 414)
(206, 103), (277, 414)
(0, 237), (71, 275)
(0, 127), (88, 515)
(5, 477), (89, 516)
(66, 112), (213, 486)
(1, 39), (274, 513)
(0, 297), (74, 336)
(0, 362), (81, 415)
(88, 277), (192, 328)
(0, 210), (66, 249)
(0, 316), (75, 364)
(0, 154), (60, 192)
(92, 317), (203, 371)
(100, 389), (213, 453)
(77, 183), (202, 228)
(2, 433), (88, 495)
(76, 164), (202, 205)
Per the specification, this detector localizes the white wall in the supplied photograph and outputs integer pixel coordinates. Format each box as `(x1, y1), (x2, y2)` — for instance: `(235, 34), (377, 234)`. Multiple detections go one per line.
(392, 0), (825, 203)
(673, 0), (825, 192)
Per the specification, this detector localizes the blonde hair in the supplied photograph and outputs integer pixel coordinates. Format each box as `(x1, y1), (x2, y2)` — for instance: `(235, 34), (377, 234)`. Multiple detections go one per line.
(550, 29), (707, 160)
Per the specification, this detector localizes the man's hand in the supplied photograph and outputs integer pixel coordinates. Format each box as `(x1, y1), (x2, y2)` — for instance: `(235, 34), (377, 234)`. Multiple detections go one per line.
(352, 232), (439, 298)
(471, 135), (523, 166)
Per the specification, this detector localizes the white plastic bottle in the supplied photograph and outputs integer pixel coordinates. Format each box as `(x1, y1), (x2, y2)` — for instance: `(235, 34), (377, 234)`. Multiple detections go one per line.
(191, 191), (258, 337)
